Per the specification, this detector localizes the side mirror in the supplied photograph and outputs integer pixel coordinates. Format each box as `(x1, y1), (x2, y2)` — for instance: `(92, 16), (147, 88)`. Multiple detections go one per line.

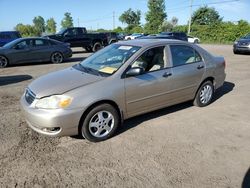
(126, 67), (144, 77)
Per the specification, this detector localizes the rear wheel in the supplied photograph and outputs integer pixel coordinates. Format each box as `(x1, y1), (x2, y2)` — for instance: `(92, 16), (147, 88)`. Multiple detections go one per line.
(92, 42), (103, 52)
(193, 81), (214, 107)
(0, 55), (8, 68)
(85, 46), (93, 52)
(80, 104), (119, 142)
(194, 39), (199, 44)
(51, 52), (64, 64)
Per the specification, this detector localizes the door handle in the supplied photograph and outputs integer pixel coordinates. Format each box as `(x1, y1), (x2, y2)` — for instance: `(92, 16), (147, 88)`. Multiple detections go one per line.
(197, 65), (204, 69)
(162, 72), (172, 78)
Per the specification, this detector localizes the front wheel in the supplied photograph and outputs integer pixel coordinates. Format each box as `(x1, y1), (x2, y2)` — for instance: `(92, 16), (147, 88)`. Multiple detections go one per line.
(80, 104), (119, 142)
(51, 52), (64, 64)
(0, 55), (8, 68)
(193, 81), (214, 107)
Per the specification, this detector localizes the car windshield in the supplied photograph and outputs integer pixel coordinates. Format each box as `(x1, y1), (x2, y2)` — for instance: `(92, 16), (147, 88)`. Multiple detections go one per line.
(57, 29), (67, 35)
(3, 38), (22, 48)
(243, 34), (250, 39)
(79, 44), (141, 76)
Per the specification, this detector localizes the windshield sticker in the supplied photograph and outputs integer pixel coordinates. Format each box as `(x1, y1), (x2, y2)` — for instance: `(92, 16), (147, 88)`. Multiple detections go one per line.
(118, 46), (133, 50)
(99, 67), (118, 74)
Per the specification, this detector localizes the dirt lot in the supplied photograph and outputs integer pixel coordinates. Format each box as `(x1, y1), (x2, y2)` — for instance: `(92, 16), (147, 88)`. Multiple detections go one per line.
(0, 45), (250, 188)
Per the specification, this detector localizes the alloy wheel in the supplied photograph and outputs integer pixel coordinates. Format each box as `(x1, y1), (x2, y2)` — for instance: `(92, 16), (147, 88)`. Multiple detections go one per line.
(0, 56), (8, 68)
(88, 110), (115, 138)
(51, 52), (63, 63)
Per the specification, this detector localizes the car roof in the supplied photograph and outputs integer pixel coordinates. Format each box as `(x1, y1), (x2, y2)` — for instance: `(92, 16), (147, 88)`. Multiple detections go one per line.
(117, 38), (188, 47)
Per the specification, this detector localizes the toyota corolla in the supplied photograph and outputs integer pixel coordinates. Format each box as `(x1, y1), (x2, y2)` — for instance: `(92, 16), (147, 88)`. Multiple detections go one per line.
(20, 39), (226, 142)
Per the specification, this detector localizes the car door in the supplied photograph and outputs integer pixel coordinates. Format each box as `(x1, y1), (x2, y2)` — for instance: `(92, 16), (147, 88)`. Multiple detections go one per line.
(8, 39), (33, 64)
(167, 45), (205, 103)
(30, 39), (52, 62)
(63, 28), (79, 47)
(124, 46), (173, 117)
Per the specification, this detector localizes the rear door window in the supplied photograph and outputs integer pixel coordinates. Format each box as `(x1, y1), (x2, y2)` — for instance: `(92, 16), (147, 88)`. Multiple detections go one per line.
(34, 39), (49, 47)
(170, 45), (202, 67)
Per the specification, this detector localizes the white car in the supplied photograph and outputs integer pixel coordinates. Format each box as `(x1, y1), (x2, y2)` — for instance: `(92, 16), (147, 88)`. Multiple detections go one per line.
(188, 36), (200, 44)
(125, 33), (143, 40)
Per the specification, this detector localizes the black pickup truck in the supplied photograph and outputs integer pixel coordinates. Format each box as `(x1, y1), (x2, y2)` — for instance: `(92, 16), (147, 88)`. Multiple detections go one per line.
(44, 27), (110, 52)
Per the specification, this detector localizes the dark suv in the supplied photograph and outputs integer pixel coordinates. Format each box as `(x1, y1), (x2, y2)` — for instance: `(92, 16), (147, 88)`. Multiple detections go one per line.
(141, 32), (188, 41)
(159, 32), (188, 41)
(0, 31), (21, 47)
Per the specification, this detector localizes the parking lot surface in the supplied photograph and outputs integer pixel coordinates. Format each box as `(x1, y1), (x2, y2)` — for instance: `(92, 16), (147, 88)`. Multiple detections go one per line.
(0, 45), (250, 187)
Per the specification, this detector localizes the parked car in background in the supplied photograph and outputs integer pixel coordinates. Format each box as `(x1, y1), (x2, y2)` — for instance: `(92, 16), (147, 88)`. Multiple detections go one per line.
(125, 33), (144, 40)
(21, 39), (226, 142)
(44, 27), (109, 52)
(100, 32), (119, 44)
(233, 34), (250, 54)
(0, 31), (21, 47)
(117, 33), (126, 40)
(0, 37), (72, 68)
(159, 32), (188, 41)
(188, 35), (200, 44)
(141, 32), (188, 41)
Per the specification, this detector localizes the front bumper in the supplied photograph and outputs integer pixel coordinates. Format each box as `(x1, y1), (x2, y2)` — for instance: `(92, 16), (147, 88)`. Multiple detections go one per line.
(64, 48), (73, 58)
(20, 95), (84, 137)
(233, 44), (250, 53)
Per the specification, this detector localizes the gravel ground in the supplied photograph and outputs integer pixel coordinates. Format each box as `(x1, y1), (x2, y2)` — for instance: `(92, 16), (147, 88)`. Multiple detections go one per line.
(0, 45), (250, 188)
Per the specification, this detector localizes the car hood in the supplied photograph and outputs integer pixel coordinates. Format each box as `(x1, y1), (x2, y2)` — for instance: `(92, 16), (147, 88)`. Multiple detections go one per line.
(0, 46), (8, 52)
(29, 67), (103, 98)
(238, 38), (250, 43)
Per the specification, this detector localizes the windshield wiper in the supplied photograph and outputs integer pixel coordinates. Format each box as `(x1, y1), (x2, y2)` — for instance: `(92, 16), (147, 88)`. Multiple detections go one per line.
(77, 64), (90, 73)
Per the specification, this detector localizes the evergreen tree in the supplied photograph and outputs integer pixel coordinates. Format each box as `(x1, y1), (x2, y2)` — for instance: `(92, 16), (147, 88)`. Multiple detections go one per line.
(61, 12), (73, 29)
(145, 0), (167, 34)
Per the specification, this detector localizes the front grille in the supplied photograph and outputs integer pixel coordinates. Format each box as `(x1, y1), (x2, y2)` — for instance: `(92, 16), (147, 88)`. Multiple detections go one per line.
(25, 89), (36, 105)
(239, 41), (249, 46)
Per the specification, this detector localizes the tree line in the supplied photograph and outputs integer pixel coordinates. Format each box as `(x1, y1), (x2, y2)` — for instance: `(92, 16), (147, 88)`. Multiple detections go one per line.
(15, 12), (73, 37)
(14, 0), (250, 43)
(117, 1), (250, 43)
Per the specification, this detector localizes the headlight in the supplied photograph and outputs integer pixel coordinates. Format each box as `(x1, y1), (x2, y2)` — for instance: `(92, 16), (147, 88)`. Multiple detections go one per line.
(234, 41), (238, 45)
(35, 95), (72, 109)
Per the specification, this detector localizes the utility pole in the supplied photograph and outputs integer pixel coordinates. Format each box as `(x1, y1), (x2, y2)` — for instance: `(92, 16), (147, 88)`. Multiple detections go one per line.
(188, 0), (193, 34)
(77, 18), (80, 27)
(113, 11), (115, 30)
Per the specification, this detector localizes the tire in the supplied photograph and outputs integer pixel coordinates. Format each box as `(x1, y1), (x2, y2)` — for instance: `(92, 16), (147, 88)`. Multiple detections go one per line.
(194, 39), (199, 44)
(92, 42), (103, 52)
(85, 46), (93, 52)
(193, 81), (214, 107)
(80, 104), (119, 142)
(233, 49), (239, 54)
(0, 55), (9, 68)
(50, 52), (64, 64)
